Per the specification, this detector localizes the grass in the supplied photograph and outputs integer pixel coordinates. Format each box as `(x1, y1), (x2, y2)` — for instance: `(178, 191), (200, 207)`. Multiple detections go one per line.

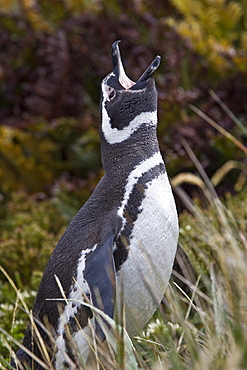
(1, 176), (246, 369)
(0, 126), (246, 368)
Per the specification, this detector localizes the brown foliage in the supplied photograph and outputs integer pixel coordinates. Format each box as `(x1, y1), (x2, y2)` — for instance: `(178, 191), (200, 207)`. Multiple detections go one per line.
(0, 2), (246, 199)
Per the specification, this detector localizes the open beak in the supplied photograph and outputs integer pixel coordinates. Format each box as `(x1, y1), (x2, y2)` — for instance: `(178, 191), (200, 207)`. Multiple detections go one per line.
(111, 40), (161, 90)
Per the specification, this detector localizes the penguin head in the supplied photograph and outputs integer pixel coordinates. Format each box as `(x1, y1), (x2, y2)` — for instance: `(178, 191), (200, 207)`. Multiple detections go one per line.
(100, 41), (161, 146)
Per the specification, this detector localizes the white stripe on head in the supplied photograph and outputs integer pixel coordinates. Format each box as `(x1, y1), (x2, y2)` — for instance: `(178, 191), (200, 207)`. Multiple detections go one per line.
(101, 74), (157, 144)
(101, 102), (157, 145)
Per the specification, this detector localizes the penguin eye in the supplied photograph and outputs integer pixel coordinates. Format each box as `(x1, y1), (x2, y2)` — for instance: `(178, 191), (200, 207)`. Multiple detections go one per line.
(109, 90), (115, 99)
(107, 86), (116, 100)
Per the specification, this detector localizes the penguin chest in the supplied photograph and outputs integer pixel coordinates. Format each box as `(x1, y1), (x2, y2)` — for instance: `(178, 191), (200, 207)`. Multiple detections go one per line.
(116, 171), (178, 335)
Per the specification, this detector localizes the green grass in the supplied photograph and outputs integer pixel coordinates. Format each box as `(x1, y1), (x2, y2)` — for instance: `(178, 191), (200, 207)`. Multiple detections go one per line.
(0, 135), (246, 369)
(0, 179), (246, 369)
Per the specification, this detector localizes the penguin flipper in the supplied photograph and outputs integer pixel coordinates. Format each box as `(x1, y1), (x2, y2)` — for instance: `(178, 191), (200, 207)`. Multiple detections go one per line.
(83, 233), (117, 340)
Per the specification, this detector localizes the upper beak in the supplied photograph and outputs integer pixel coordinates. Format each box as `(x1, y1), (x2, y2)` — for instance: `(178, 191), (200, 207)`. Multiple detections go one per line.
(112, 40), (135, 89)
(111, 40), (161, 90)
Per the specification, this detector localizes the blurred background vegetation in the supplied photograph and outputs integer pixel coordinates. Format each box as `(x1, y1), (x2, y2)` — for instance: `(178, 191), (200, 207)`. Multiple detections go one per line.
(0, 0), (246, 366)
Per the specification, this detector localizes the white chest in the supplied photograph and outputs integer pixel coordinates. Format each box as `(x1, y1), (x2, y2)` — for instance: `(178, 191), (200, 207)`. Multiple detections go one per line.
(55, 166), (178, 367)
(116, 172), (179, 335)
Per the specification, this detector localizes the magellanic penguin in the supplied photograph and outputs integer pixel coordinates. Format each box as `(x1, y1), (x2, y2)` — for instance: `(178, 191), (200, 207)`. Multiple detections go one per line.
(13, 41), (179, 369)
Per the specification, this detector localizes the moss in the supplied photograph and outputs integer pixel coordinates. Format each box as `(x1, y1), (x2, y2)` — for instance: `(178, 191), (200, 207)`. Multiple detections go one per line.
(0, 191), (66, 287)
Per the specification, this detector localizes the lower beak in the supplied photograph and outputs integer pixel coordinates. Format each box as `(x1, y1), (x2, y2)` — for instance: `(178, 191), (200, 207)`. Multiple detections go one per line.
(111, 40), (160, 90)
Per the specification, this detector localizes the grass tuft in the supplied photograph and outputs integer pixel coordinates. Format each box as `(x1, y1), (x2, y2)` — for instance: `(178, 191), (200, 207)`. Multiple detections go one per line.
(0, 154), (246, 369)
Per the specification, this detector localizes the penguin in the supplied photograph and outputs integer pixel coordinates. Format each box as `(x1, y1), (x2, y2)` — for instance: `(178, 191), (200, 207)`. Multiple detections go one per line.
(12, 41), (179, 369)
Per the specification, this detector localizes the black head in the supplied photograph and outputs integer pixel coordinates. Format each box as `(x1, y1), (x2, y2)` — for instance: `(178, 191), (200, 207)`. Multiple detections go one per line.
(100, 41), (161, 146)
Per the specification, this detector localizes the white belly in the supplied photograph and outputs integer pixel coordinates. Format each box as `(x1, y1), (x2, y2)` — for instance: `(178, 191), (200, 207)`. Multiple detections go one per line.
(55, 172), (178, 365)
(116, 172), (179, 335)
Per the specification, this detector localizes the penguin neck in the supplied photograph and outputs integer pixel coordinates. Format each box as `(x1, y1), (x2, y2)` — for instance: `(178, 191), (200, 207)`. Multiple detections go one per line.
(100, 126), (161, 181)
